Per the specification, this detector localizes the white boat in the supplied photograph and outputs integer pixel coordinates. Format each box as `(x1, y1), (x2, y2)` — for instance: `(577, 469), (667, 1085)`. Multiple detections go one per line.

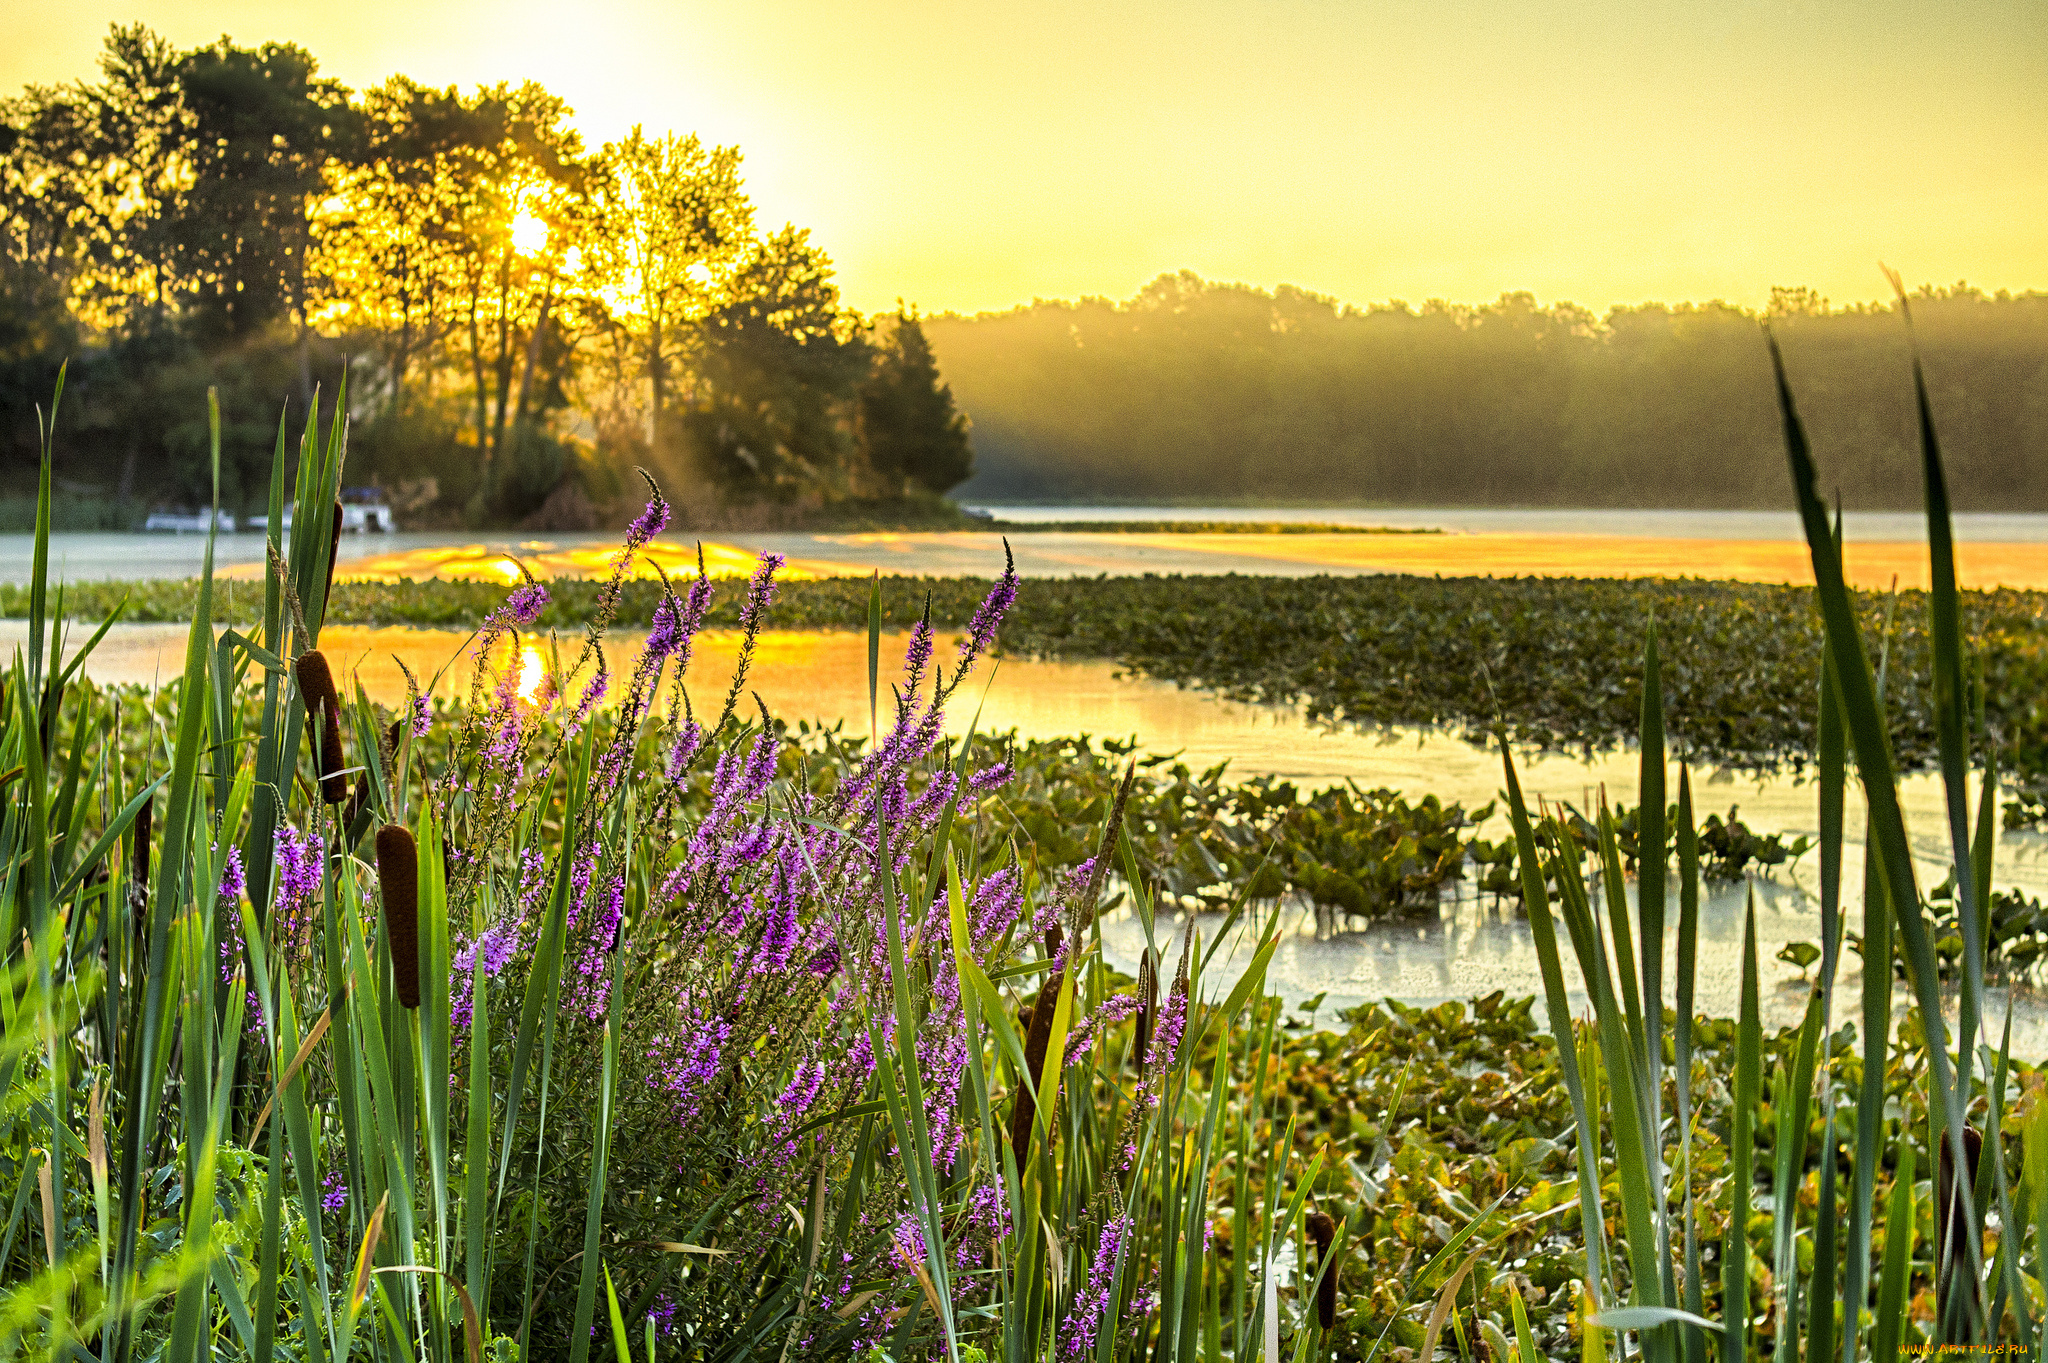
(143, 508), (237, 533)
(250, 493), (398, 535)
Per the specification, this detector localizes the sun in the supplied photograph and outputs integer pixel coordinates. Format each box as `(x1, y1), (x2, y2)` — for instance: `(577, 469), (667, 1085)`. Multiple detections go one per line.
(510, 210), (550, 256)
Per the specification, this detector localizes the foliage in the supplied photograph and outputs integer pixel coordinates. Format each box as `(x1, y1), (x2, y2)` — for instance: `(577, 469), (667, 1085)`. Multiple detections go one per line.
(930, 270), (2048, 510)
(860, 308), (974, 496)
(0, 27), (966, 526)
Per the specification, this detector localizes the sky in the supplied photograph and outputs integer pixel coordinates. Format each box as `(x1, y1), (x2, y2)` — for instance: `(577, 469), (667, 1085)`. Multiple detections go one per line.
(7, 0), (2045, 319)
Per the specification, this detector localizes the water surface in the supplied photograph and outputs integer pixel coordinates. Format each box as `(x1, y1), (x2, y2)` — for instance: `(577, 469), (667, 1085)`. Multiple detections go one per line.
(17, 618), (2048, 1049)
(10, 510), (2048, 589)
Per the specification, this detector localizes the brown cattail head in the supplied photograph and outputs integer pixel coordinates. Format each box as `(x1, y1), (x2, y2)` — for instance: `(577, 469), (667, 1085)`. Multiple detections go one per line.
(1307, 1210), (1339, 1330)
(376, 823), (421, 1009)
(295, 650), (349, 803)
(1009, 967), (1064, 1168)
(1937, 1123), (1985, 1340)
(1133, 949), (1156, 1070)
(1043, 921), (1063, 965)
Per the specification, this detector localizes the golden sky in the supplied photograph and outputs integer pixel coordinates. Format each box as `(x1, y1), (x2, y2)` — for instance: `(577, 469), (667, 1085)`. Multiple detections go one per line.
(9, 0), (2045, 318)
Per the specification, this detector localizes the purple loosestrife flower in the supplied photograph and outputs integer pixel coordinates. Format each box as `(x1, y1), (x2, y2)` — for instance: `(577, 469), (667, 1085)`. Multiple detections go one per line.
(650, 1016), (732, 1122)
(666, 719), (704, 781)
(737, 552), (784, 631)
(644, 596), (680, 659)
(1063, 1214), (1133, 1358)
(501, 581), (549, 627)
(273, 824), (324, 943)
(958, 542), (1018, 668)
(451, 917), (524, 1029)
(1064, 992), (1141, 1065)
(320, 1172), (347, 1214)
(216, 846), (245, 903)
(409, 690), (432, 738)
(570, 662), (609, 729)
(969, 762), (1014, 793)
(900, 615), (935, 708)
(968, 867), (1025, 951)
(670, 572), (714, 672)
(570, 872), (626, 1018)
(625, 490), (670, 549)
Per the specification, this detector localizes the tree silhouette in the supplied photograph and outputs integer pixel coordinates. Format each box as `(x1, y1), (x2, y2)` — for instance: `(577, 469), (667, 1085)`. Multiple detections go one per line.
(860, 306), (974, 495)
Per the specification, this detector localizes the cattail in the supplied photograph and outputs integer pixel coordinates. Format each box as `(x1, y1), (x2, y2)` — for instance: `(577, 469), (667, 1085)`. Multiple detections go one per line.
(1937, 1123), (1984, 1342)
(321, 500), (343, 621)
(295, 650), (348, 803)
(343, 721), (404, 829)
(1306, 1210), (1339, 1330)
(1078, 763), (1138, 928)
(1010, 968), (1063, 1168)
(1043, 921), (1063, 964)
(1132, 949), (1156, 1069)
(376, 824), (420, 1008)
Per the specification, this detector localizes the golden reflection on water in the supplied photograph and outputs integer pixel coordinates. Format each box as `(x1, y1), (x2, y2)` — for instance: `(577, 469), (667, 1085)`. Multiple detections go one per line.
(262, 538), (856, 585)
(1131, 532), (2048, 590)
(252, 530), (2048, 591)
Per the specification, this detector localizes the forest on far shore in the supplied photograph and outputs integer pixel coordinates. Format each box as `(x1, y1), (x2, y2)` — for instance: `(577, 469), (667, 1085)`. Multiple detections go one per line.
(930, 273), (2048, 510)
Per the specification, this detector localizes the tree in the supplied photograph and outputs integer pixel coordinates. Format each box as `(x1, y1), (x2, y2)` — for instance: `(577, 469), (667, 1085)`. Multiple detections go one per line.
(315, 77), (502, 422)
(587, 128), (754, 474)
(859, 306), (973, 494)
(167, 37), (356, 348)
(683, 226), (869, 498)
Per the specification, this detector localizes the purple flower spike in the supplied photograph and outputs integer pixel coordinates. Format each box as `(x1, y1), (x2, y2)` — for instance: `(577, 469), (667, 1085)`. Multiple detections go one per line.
(627, 491), (671, 549)
(738, 552), (784, 631)
(274, 825), (322, 912)
(409, 691), (432, 738)
(959, 542), (1018, 664)
(216, 845), (246, 902)
(503, 581), (549, 627)
(645, 597), (680, 659)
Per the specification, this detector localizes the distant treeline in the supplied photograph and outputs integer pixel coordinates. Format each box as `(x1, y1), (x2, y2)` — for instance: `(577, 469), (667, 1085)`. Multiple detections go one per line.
(928, 272), (2048, 510)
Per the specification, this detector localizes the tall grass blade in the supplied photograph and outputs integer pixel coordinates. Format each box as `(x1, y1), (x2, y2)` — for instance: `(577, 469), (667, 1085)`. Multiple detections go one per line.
(1769, 331), (1986, 1332)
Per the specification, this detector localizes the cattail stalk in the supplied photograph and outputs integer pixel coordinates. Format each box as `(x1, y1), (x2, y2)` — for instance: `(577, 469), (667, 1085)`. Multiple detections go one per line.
(376, 824), (420, 1009)
(1936, 1124), (1983, 1343)
(130, 796), (152, 894)
(1132, 949), (1156, 1069)
(321, 500), (343, 623)
(295, 650), (349, 803)
(1307, 1209), (1339, 1330)
(1010, 968), (1063, 1168)
(343, 721), (405, 829)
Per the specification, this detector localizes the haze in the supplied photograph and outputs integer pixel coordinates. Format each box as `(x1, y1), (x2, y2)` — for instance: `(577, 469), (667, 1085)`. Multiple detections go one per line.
(7, 0), (2044, 317)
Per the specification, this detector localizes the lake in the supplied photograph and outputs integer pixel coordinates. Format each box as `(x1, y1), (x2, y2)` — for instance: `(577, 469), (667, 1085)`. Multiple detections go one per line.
(11, 617), (2047, 1051)
(7, 505), (2048, 589)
